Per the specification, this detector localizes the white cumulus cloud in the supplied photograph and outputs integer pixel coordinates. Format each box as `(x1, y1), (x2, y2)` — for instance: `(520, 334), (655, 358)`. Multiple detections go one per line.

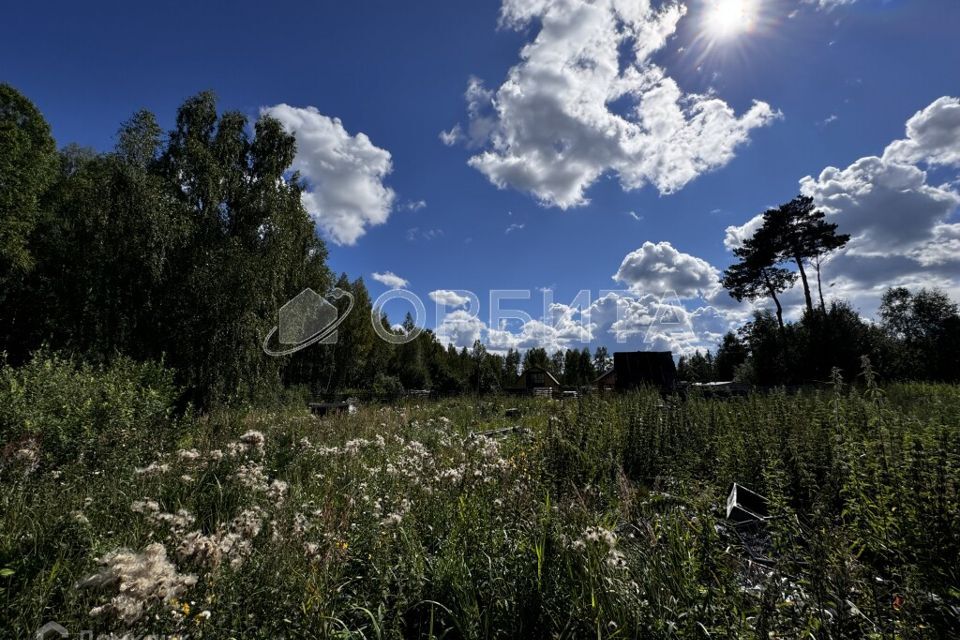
(429, 290), (472, 308)
(453, 0), (780, 208)
(882, 96), (960, 168)
(435, 310), (487, 348)
(263, 104), (396, 246)
(371, 271), (409, 288)
(723, 213), (764, 251)
(612, 241), (721, 298)
(801, 157), (959, 254)
(800, 96), (960, 265)
(487, 315), (594, 354)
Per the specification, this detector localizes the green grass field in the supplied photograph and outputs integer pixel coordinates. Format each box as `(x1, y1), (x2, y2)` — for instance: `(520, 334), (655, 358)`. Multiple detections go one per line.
(3, 363), (960, 638)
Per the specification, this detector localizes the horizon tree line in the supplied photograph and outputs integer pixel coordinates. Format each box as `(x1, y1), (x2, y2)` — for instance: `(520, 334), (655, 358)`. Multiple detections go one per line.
(0, 83), (629, 405)
(1, 82), (957, 405)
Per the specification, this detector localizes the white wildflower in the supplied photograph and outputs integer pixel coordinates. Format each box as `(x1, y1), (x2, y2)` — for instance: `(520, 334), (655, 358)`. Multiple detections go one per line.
(228, 430), (266, 457)
(437, 467), (464, 483)
(344, 438), (367, 454)
(229, 508), (263, 540)
(293, 512), (310, 537)
(13, 445), (39, 474)
(266, 479), (288, 503)
(405, 441), (429, 458)
(606, 549), (628, 569)
(152, 509), (195, 534)
(177, 508), (263, 570)
(131, 499), (160, 514)
(177, 449), (201, 462)
(600, 528), (618, 549)
(380, 513), (403, 527)
(177, 530), (222, 568)
(233, 462), (269, 492)
(135, 461), (169, 476)
(239, 430), (265, 447)
(79, 543), (196, 625)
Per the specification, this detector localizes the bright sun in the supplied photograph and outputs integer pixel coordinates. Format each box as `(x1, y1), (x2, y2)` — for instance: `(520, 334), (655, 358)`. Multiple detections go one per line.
(705, 0), (758, 39)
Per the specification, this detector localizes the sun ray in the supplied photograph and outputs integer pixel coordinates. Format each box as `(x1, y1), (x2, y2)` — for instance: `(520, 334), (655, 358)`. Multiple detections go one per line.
(678, 0), (780, 74)
(704, 0), (759, 40)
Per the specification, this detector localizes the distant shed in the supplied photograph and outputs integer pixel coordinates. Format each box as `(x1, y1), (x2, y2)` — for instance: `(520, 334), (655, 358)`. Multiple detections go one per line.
(516, 365), (562, 396)
(688, 380), (752, 397)
(613, 351), (677, 392)
(594, 368), (616, 391)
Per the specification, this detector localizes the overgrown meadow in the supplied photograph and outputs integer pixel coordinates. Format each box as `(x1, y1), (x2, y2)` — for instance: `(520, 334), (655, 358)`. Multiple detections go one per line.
(2, 357), (959, 638)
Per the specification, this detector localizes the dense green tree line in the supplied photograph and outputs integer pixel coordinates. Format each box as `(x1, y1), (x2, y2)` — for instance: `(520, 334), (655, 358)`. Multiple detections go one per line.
(685, 193), (960, 385)
(680, 289), (960, 385)
(0, 87), (333, 406)
(0, 85), (620, 405)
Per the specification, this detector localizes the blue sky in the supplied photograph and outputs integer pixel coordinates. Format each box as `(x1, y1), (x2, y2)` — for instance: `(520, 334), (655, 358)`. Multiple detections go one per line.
(3, 0), (959, 354)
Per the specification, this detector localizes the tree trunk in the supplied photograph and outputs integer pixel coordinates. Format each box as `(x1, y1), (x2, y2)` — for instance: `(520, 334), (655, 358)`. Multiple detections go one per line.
(794, 255), (814, 317)
(815, 255), (826, 312)
(763, 271), (785, 331)
(771, 291), (784, 331)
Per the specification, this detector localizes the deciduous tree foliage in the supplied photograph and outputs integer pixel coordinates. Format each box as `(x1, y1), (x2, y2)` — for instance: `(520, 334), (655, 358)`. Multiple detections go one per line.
(0, 91), (331, 406)
(880, 287), (960, 381)
(522, 347), (549, 373)
(676, 293), (958, 386)
(0, 84), (57, 277)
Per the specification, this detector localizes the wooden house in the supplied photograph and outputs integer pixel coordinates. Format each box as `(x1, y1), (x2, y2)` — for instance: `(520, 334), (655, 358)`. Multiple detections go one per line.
(515, 365), (562, 396)
(594, 368), (616, 391)
(612, 351), (677, 392)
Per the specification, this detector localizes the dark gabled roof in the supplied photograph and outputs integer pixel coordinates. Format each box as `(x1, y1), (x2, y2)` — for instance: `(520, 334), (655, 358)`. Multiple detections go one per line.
(594, 368), (616, 383)
(524, 365), (561, 387)
(613, 351), (677, 389)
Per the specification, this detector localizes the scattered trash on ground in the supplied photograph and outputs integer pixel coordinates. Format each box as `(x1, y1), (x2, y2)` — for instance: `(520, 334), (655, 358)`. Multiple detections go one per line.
(469, 425), (532, 440)
(308, 401), (355, 417)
